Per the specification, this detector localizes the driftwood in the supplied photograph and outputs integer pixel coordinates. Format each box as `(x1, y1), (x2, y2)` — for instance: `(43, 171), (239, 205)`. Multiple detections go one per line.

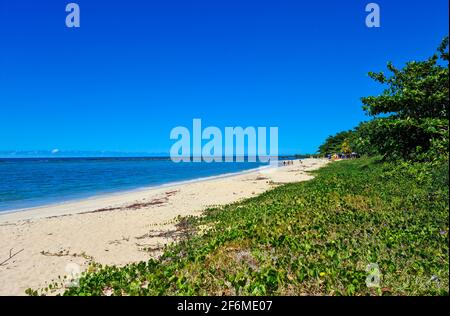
(0, 248), (24, 266)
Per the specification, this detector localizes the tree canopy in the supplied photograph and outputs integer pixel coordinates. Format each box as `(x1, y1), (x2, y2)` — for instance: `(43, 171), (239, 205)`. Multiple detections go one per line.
(319, 36), (449, 162)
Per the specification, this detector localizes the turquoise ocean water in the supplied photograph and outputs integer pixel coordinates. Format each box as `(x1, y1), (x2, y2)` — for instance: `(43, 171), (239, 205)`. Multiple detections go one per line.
(0, 158), (269, 212)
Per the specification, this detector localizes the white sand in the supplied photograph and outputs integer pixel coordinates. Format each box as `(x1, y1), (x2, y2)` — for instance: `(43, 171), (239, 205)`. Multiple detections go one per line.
(0, 159), (328, 295)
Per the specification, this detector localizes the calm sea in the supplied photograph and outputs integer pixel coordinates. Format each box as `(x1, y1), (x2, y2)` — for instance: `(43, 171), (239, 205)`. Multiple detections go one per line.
(0, 158), (268, 212)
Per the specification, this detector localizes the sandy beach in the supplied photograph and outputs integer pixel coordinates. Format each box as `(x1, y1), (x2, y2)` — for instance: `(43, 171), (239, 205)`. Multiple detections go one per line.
(0, 159), (328, 296)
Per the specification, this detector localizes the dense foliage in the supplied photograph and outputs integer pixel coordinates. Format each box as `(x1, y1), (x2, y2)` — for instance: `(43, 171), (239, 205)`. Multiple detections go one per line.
(319, 37), (449, 161)
(318, 130), (355, 155)
(28, 158), (449, 296)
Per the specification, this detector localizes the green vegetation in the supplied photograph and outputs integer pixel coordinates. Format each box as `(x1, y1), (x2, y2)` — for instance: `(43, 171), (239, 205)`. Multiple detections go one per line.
(318, 130), (356, 156)
(319, 36), (449, 162)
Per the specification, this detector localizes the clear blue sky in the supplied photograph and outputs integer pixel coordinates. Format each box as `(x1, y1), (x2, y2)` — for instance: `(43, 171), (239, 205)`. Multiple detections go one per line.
(0, 0), (448, 155)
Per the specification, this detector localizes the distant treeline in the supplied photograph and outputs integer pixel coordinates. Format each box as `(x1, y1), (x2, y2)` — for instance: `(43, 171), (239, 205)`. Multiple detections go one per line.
(318, 36), (449, 162)
(288, 154), (323, 159)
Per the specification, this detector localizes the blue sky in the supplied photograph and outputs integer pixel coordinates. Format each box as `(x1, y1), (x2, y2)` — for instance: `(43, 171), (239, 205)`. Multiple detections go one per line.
(0, 0), (448, 155)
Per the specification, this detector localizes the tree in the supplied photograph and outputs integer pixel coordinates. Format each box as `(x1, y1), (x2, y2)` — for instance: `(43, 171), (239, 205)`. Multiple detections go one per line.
(341, 139), (352, 155)
(318, 130), (353, 154)
(360, 36), (449, 161)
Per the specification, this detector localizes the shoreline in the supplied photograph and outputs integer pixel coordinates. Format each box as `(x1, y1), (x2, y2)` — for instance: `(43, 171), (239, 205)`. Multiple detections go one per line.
(0, 163), (275, 220)
(0, 158), (328, 295)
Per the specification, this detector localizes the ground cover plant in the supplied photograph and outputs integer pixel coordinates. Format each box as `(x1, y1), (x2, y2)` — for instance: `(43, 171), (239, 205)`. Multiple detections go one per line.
(27, 157), (448, 296)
